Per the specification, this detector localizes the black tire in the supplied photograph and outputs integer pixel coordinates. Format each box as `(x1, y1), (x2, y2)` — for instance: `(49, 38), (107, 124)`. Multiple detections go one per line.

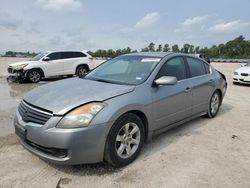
(206, 90), (221, 118)
(27, 69), (42, 83)
(76, 66), (88, 77)
(104, 113), (145, 167)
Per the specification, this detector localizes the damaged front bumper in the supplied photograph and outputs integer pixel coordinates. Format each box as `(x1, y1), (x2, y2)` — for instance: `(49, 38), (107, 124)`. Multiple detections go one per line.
(7, 67), (27, 82)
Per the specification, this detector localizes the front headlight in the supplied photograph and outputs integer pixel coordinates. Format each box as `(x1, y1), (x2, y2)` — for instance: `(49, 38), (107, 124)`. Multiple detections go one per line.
(234, 72), (238, 75)
(56, 102), (106, 128)
(13, 64), (28, 70)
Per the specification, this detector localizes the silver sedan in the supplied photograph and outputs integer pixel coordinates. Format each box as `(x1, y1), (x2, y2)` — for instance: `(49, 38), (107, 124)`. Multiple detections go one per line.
(14, 52), (227, 167)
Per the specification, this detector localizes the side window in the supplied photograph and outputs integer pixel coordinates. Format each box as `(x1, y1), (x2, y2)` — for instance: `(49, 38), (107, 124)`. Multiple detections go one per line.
(74, 52), (87, 58)
(61, 52), (71, 59)
(156, 57), (186, 81)
(47, 52), (61, 60)
(186, 57), (207, 77)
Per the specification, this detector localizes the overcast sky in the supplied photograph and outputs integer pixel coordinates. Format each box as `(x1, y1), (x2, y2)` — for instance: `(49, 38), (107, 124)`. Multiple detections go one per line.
(1, 0), (250, 53)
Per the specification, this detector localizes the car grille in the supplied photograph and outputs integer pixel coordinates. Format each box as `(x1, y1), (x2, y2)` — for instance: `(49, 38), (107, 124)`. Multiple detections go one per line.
(18, 101), (53, 125)
(241, 73), (249, 76)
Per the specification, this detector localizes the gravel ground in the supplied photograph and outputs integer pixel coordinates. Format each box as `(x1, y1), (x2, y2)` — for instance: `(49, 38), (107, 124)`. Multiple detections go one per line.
(0, 57), (249, 188)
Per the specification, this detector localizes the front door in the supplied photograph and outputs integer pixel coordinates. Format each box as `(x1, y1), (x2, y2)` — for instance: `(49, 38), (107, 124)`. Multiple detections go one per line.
(152, 57), (192, 130)
(42, 52), (64, 77)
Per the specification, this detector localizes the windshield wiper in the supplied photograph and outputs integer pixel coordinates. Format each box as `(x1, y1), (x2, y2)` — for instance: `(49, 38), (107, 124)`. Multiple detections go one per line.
(95, 79), (114, 84)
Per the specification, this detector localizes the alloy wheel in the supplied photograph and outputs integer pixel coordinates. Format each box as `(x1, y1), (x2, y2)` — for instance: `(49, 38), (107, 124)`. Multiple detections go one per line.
(29, 71), (41, 83)
(210, 93), (220, 115)
(115, 122), (141, 159)
(78, 67), (87, 77)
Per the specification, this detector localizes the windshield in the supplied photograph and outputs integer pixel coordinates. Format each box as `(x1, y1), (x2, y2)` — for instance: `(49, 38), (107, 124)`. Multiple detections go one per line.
(85, 55), (161, 85)
(245, 62), (250, 67)
(31, 53), (47, 61)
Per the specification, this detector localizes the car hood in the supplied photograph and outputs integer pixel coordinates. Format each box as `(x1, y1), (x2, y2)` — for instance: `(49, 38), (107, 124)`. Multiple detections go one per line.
(9, 61), (34, 67)
(235, 66), (250, 73)
(23, 78), (135, 115)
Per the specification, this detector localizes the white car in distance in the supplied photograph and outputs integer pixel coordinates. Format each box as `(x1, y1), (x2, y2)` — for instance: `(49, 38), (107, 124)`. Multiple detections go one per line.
(233, 61), (250, 84)
(7, 51), (94, 83)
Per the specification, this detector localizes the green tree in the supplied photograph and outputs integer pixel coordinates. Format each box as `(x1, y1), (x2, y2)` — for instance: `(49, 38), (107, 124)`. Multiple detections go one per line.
(171, 44), (179, 52)
(195, 46), (200, 54)
(183, 44), (190, 53)
(163, 44), (170, 52)
(189, 45), (194, 53)
(156, 44), (162, 52)
(141, 47), (149, 52)
(148, 42), (155, 52)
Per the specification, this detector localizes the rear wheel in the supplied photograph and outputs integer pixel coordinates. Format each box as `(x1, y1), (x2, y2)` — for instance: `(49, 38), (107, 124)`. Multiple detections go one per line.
(76, 66), (88, 77)
(206, 91), (221, 118)
(104, 113), (145, 167)
(27, 69), (42, 83)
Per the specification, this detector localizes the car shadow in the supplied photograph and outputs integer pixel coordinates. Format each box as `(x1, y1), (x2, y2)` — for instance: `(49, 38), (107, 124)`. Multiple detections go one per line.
(47, 161), (121, 176)
(233, 83), (250, 87)
(41, 76), (76, 82)
(46, 102), (233, 176)
(140, 102), (233, 158)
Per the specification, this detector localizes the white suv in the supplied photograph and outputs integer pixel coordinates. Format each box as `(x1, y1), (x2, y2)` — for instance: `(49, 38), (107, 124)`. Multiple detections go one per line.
(7, 51), (94, 83)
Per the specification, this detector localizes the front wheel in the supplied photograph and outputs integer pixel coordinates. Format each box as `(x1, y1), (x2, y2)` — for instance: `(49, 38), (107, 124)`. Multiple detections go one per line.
(27, 69), (42, 83)
(104, 113), (145, 167)
(206, 91), (221, 118)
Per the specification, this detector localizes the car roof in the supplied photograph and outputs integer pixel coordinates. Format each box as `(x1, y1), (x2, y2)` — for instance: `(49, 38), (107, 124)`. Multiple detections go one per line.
(124, 52), (173, 58)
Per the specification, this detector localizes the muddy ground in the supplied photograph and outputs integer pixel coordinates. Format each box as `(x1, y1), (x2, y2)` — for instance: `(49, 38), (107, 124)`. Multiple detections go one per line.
(0, 57), (250, 188)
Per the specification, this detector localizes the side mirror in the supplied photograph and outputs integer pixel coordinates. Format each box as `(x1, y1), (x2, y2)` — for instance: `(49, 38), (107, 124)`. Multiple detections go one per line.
(43, 57), (50, 61)
(154, 76), (177, 86)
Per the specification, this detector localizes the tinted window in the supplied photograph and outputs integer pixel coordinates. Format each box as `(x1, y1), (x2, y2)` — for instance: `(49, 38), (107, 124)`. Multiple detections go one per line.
(74, 52), (86, 58)
(59, 52), (87, 59)
(156, 57), (186, 80)
(47, 52), (61, 60)
(61, 52), (72, 59)
(187, 57), (206, 77)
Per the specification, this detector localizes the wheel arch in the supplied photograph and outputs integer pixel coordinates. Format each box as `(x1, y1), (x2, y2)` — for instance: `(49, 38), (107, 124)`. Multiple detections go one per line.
(25, 68), (45, 78)
(215, 88), (223, 106)
(115, 110), (149, 142)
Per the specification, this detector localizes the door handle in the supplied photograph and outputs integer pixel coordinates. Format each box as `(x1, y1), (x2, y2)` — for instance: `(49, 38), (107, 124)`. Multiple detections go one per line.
(185, 87), (191, 93)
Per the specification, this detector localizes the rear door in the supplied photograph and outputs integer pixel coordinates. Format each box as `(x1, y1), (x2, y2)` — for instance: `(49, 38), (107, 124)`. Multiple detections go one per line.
(185, 57), (214, 115)
(152, 56), (192, 130)
(60, 52), (76, 75)
(63, 52), (89, 75)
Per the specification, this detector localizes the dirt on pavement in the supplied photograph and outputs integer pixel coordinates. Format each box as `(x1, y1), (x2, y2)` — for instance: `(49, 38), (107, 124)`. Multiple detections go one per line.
(0, 57), (250, 188)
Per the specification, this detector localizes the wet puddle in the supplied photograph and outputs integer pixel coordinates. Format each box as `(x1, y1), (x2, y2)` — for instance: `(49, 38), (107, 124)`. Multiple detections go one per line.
(0, 79), (43, 137)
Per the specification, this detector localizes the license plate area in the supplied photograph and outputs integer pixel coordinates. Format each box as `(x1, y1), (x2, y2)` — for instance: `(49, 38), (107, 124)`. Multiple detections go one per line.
(15, 123), (26, 140)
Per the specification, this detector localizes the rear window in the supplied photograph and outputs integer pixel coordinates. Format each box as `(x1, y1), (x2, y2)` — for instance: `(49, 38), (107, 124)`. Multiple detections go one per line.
(74, 52), (87, 58)
(60, 52), (87, 59)
(186, 57), (207, 77)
